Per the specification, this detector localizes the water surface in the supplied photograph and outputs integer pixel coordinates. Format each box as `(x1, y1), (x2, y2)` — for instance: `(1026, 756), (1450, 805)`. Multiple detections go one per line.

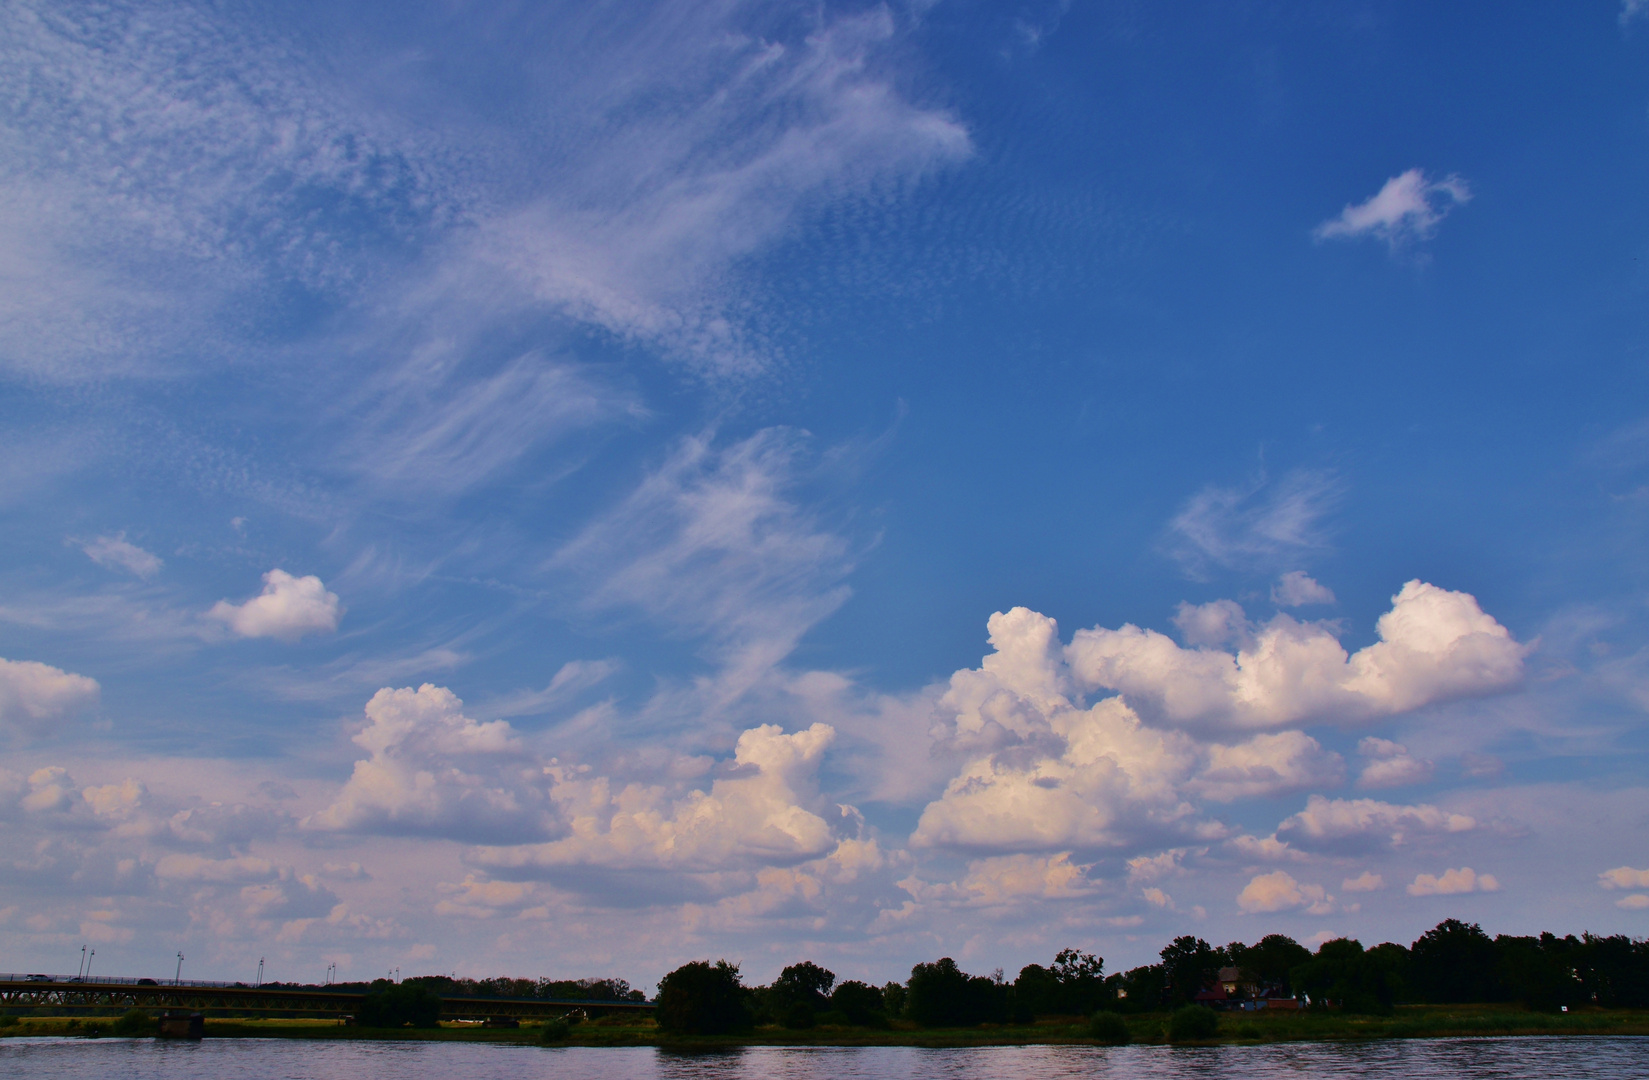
(2, 1036), (1644, 1079)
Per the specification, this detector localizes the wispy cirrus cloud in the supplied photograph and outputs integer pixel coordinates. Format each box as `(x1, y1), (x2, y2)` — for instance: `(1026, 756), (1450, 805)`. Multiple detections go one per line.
(0, 0), (459, 381)
(77, 534), (163, 579)
(552, 427), (858, 687)
(1, 0), (968, 387)
(340, 353), (642, 497)
(1166, 470), (1341, 579)
(462, 4), (971, 378)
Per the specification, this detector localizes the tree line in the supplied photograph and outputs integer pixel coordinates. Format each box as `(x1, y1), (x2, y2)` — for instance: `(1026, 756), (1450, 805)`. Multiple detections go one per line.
(252, 975), (644, 1028)
(265, 974), (644, 1001)
(654, 919), (1649, 1034)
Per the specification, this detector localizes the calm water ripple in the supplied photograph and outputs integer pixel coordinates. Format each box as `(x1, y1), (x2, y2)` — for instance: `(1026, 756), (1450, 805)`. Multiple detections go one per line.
(0, 1036), (1645, 1079)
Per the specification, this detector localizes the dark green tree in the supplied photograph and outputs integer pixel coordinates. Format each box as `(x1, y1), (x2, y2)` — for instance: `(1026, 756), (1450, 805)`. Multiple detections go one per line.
(830, 980), (887, 1026)
(1365, 942), (1411, 1003)
(905, 958), (1007, 1027)
(1159, 936), (1219, 1006)
(1051, 948), (1108, 1013)
(357, 980), (442, 1028)
(1114, 964), (1166, 1013)
(1289, 938), (1394, 1014)
(1242, 934), (1312, 994)
(655, 960), (752, 1035)
(1014, 948), (1108, 1017)
(906, 958), (970, 1027)
(1410, 919), (1502, 1003)
(1572, 933), (1649, 1007)
(1013, 963), (1058, 1016)
(773, 961), (835, 1008)
(1496, 934), (1580, 1011)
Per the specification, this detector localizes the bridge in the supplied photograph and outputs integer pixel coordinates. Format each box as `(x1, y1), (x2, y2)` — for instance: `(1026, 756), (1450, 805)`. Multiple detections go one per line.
(0, 974), (653, 1020)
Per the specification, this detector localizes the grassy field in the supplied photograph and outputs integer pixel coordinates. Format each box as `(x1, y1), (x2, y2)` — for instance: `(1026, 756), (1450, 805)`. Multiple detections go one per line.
(3, 1005), (1646, 1047)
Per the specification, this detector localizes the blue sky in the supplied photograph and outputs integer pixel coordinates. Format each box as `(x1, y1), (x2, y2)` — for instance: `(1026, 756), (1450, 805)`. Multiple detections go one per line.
(3, 0), (1649, 988)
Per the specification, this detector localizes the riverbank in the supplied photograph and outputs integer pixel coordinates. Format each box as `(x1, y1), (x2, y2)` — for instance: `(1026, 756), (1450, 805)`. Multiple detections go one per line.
(3, 1005), (1647, 1047)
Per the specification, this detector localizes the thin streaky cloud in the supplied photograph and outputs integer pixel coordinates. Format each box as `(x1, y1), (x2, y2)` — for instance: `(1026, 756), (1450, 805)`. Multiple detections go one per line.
(77, 535), (163, 579)
(1167, 469), (1341, 579)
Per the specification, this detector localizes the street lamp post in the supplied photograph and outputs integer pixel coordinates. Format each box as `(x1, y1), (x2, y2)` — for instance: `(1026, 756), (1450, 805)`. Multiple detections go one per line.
(175, 952), (184, 986)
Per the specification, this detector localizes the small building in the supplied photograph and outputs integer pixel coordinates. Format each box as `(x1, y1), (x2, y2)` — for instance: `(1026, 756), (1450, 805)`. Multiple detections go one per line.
(1217, 967), (1258, 998)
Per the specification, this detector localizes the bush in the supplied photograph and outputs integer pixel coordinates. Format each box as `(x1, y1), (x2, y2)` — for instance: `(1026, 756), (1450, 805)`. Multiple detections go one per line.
(112, 1010), (155, 1037)
(357, 982), (443, 1028)
(655, 960), (752, 1035)
(1088, 1011), (1130, 1045)
(0, 1014), (18, 1028)
(1167, 1005), (1218, 1042)
(539, 1016), (571, 1043)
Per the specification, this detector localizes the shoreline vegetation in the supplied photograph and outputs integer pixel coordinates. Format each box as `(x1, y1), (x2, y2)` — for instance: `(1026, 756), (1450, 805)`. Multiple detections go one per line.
(1, 1006), (1647, 1047)
(6, 918), (1647, 1048)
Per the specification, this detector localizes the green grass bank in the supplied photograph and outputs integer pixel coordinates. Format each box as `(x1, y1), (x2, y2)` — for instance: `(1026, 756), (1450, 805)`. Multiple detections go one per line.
(4, 1004), (1647, 1047)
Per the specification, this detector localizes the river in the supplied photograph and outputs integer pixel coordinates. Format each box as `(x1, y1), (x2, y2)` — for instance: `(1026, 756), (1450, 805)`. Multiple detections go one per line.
(1, 1036), (1644, 1078)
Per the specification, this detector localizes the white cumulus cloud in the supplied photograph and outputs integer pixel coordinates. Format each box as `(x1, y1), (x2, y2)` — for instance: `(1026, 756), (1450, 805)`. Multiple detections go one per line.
(1064, 580), (1526, 732)
(1195, 730), (1344, 802)
(1237, 870), (1336, 915)
(307, 685), (544, 840)
(208, 569), (343, 641)
(0, 657), (100, 735)
(1314, 168), (1471, 249)
(470, 723), (841, 877)
(1407, 866), (1499, 896)
(1599, 866), (1649, 890)
(911, 608), (1201, 853)
(1342, 871), (1385, 892)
